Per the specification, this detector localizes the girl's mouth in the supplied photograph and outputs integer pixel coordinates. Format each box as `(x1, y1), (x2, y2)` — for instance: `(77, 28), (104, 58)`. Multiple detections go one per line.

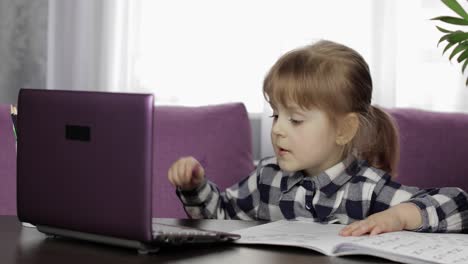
(278, 147), (290, 156)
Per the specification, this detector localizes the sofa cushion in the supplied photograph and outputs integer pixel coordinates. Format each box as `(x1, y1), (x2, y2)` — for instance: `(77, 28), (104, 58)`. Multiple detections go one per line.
(0, 104), (17, 215)
(388, 108), (468, 192)
(153, 103), (254, 218)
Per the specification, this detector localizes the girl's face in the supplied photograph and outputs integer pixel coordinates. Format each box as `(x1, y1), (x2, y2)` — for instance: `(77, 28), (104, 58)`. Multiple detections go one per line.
(270, 103), (344, 176)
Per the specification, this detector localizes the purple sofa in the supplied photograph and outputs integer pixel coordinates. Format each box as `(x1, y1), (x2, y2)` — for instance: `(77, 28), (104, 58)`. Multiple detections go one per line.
(387, 108), (468, 191)
(0, 105), (16, 216)
(0, 103), (254, 217)
(152, 104), (254, 217)
(1, 104), (468, 217)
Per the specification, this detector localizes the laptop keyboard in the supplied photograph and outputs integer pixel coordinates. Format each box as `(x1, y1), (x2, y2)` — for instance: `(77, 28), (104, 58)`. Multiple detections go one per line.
(152, 222), (238, 244)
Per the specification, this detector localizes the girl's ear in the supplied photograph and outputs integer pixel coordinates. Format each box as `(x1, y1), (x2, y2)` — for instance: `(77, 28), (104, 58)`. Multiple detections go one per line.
(335, 113), (359, 145)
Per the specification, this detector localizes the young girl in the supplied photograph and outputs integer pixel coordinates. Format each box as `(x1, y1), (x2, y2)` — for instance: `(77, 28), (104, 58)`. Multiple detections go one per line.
(168, 40), (468, 236)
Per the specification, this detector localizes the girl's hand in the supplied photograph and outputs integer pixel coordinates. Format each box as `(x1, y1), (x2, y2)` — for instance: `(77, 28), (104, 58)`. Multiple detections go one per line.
(339, 203), (422, 236)
(168, 156), (205, 191)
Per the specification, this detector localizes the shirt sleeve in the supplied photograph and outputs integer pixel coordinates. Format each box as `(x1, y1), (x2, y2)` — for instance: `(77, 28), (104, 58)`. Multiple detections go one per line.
(176, 162), (262, 220)
(370, 174), (468, 232)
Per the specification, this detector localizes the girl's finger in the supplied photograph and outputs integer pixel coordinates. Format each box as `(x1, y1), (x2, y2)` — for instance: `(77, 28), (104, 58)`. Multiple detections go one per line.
(351, 221), (375, 236)
(340, 222), (360, 236)
(176, 160), (186, 185)
(183, 159), (191, 183)
(370, 225), (383, 236)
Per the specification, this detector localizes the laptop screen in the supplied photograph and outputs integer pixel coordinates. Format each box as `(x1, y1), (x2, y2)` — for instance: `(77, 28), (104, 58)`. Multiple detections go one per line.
(17, 89), (155, 242)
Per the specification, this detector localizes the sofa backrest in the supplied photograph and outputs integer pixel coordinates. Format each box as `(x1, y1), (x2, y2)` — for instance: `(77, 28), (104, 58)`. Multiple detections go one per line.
(153, 103), (254, 217)
(2, 104), (468, 216)
(0, 104), (16, 215)
(388, 108), (468, 192)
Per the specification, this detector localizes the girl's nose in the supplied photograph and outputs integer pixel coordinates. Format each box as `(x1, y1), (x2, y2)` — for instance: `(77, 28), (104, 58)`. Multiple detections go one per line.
(272, 119), (286, 137)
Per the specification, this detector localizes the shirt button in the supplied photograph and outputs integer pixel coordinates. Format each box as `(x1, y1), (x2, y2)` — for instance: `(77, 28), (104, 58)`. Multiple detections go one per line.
(302, 180), (314, 191)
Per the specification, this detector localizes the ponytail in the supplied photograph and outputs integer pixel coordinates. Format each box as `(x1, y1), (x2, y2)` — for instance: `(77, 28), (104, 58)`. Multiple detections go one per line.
(354, 106), (400, 176)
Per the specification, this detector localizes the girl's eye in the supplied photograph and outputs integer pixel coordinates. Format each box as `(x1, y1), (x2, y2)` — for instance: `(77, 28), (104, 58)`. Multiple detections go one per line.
(288, 118), (303, 125)
(269, 114), (279, 120)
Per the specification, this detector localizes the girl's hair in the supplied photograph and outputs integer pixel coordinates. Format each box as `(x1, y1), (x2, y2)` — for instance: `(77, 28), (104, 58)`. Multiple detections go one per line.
(263, 40), (400, 175)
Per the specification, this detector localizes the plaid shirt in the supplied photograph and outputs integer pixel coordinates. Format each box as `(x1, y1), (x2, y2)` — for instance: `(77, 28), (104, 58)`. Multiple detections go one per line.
(177, 155), (468, 233)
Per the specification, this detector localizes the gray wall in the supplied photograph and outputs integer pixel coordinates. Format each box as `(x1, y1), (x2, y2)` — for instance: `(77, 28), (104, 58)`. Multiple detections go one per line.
(249, 114), (262, 161)
(0, 0), (48, 104)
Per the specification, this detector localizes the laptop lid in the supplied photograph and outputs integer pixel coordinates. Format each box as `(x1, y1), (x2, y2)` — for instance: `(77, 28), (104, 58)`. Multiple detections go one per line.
(17, 89), (154, 243)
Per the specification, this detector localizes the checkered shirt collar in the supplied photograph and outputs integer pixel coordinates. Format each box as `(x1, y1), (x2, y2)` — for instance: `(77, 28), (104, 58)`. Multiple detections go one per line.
(280, 155), (360, 197)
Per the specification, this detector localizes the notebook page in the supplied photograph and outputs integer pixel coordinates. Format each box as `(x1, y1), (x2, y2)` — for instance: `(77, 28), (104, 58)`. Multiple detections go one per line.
(233, 219), (356, 256)
(335, 231), (468, 264)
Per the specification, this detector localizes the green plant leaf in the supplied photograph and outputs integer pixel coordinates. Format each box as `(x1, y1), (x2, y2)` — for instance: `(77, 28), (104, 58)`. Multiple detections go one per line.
(438, 31), (466, 45)
(457, 48), (468, 63)
(438, 33), (452, 46)
(448, 32), (468, 43)
(431, 16), (468, 25)
(434, 0), (468, 87)
(463, 57), (468, 73)
(442, 0), (468, 20)
(449, 43), (467, 60)
(443, 41), (457, 54)
(436, 26), (453, 33)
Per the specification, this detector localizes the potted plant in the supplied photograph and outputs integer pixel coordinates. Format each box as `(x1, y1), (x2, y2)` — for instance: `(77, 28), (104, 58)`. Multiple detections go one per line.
(431, 0), (468, 86)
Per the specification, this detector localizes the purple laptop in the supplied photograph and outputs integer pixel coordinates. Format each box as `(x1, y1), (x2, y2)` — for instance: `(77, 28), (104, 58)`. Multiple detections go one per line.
(16, 89), (239, 253)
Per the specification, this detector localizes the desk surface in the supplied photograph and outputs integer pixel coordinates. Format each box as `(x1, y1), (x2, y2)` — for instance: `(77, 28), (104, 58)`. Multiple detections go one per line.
(0, 216), (396, 264)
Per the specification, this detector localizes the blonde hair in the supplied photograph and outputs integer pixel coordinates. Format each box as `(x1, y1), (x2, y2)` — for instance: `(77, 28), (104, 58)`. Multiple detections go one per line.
(263, 40), (399, 175)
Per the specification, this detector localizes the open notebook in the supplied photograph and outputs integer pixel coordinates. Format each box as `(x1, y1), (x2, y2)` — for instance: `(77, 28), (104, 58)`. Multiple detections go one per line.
(233, 219), (468, 264)
(16, 89), (240, 254)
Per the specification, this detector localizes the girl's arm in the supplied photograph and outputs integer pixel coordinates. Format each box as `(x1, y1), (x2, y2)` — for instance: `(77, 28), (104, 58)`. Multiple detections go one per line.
(176, 161), (263, 220)
(340, 202), (422, 236)
(341, 174), (468, 235)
